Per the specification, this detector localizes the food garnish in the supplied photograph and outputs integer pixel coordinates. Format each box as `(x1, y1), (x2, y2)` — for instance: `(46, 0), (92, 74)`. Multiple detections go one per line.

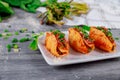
(12, 38), (18, 43)
(0, 27), (44, 52)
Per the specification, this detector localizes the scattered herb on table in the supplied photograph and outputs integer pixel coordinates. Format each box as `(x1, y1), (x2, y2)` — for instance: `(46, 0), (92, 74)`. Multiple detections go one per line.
(12, 44), (19, 49)
(12, 44), (19, 52)
(1, 28), (44, 52)
(14, 31), (19, 35)
(19, 37), (32, 42)
(115, 37), (119, 40)
(12, 38), (18, 43)
(19, 28), (28, 33)
(6, 44), (12, 52)
(0, 34), (2, 37)
(29, 32), (44, 50)
(6, 43), (19, 52)
(4, 29), (9, 32)
(6, 32), (13, 36)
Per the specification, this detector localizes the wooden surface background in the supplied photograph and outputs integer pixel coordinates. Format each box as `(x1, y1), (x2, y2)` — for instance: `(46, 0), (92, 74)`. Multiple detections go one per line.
(0, 8), (120, 80)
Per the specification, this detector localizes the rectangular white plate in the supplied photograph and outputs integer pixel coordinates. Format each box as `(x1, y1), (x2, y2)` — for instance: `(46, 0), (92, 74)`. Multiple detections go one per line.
(38, 31), (120, 66)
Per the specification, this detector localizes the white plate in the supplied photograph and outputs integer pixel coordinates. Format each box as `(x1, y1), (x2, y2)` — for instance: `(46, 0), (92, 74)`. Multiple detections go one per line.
(38, 31), (120, 66)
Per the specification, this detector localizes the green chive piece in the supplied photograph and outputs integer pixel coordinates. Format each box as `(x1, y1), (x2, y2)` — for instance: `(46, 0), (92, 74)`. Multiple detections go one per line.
(6, 44), (12, 52)
(0, 34), (2, 37)
(15, 31), (19, 35)
(6, 33), (13, 36)
(115, 37), (119, 40)
(19, 37), (31, 42)
(19, 28), (28, 33)
(12, 44), (19, 49)
(12, 38), (18, 43)
(4, 29), (9, 32)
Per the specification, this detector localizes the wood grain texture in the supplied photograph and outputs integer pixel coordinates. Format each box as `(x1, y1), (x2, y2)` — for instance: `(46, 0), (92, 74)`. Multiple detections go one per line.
(0, 8), (120, 80)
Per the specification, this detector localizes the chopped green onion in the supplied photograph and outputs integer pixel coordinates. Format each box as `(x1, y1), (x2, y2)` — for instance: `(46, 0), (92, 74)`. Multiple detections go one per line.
(12, 44), (19, 49)
(6, 44), (12, 52)
(4, 29), (9, 32)
(14, 31), (19, 35)
(0, 34), (2, 37)
(29, 39), (38, 50)
(12, 38), (18, 43)
(12, 44), (19, 53)
(19, 37), (31, 42)
(19, 28), (28, 33)
(6, 33), (13, 36)
(82, 25), (90, 31)
(29, 32), (44, 50)
(115, 37), (119, 40)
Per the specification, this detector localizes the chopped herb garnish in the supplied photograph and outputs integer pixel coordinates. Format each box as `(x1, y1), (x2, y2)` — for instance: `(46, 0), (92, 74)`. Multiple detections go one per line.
(6, 44), (12, 52)
(12, 38), (18, 43)
(115, 37), (119, 40)
(58, 33), (65, 39)
(12, 44), (19, 52)
(107, 31), (112, 37)
(82, 25), (90, 31)
(4, 29), (9, 32)
(29, 32), (44, 50)
(6, 33), (13, 36)
(12, 44), (19, 49)
(14, 31), (19, 35)
(0, 34), (2, 37)
(19, 28), (28, 33)
(29, 39), (38, 50)
(19, 37), (31, 42)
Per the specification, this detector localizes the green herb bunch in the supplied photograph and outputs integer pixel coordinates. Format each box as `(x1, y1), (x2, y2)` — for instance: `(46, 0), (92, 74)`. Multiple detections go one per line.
(39, 0), (89, 26)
